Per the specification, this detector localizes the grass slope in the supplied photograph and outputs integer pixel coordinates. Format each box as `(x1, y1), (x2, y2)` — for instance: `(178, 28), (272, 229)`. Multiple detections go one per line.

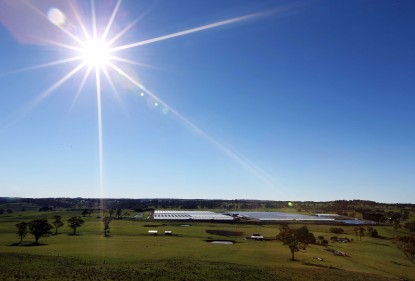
(0, 253), (397, 281)
(0, 210), (414, 280)
(0, 253), (276, 281)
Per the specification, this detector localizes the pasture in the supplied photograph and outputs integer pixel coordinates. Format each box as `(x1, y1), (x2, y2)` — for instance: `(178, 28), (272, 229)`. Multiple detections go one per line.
(0, 209), (413, 280)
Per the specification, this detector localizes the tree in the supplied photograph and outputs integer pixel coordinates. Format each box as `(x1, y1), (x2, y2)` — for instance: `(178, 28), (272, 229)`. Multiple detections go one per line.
(393, 220), (401, 230)
(329, 227), (345, 234)
(404, 221), (415, 232)
(354, 227), (359, 239)
(0, 208), (4, 215)
(123, 210), (130, 218)
(103, 217), (112, 236)
(81, 209), (89, 217)
(358, 226), (366, 241)
(295, 226), (316, 244)
(388, 212), (401, 230)
(16, 222), (28, 244)
(401, 210), (409, 221)
(277, 226), (312, 261)
(67, 216), (85, 235)
(367, 227), (379, 238)
(52, 215), (64, 235)
(108, 209), (115, 218)
(279, 222), (289, 231)
(6, 209), (13, 214)
(28, 219), (52, 244)
(395, 236), (415, 264)
(116, 209), (122, 219)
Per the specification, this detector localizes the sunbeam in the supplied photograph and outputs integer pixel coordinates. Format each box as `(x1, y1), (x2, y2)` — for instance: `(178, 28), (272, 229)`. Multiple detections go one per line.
(110, 56), (155, 68)
(91, 0), (98, 41)
(7, 56), (83, 75)
(112, 11), (269, 52)
(69, 0), (92, 42)
(108, 62), (277, 188)
(1, 63), (85, 133)
(95, 67), (104, 214)
(106, 4), (156, 47)
(36, 63), (86, 102)
(101, 0), (122, 43)
(36, 37), (84, 52)
(102, 66), (126, 110)
(65, 66), (92, 122)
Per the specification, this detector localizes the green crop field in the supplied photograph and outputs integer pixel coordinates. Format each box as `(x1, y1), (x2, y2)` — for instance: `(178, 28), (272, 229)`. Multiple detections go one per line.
(0, 210), (414, 280)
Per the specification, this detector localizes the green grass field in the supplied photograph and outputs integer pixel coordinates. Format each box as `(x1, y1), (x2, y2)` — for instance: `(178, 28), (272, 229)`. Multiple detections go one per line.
(0, 210), (414, 280)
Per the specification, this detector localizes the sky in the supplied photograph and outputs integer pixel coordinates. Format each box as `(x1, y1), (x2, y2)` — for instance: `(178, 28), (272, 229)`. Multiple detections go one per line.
(0, 0), (414, 203)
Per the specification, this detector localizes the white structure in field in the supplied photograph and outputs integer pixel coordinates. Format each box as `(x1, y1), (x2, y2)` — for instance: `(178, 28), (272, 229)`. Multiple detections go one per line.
(153, 210), (233, 221)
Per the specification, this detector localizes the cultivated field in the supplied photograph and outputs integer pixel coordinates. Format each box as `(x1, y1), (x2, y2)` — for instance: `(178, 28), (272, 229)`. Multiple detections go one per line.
(0, 209), (413, 280)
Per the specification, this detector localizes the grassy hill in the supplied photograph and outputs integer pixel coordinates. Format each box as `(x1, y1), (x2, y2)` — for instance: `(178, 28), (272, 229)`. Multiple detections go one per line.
(0, 209), (413, 280)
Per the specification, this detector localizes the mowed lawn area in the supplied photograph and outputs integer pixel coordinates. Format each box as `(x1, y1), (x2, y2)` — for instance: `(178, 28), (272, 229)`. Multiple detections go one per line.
(0, 210), (413, 280)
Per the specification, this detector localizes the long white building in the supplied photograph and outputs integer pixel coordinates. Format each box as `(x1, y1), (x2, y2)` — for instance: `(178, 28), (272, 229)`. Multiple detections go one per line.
(153, 210), (233, 221)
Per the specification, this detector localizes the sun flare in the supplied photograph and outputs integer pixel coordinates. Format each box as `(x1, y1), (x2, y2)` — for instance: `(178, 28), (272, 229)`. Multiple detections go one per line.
(5, 1), (276, 202)
(81, 40), (111, 69)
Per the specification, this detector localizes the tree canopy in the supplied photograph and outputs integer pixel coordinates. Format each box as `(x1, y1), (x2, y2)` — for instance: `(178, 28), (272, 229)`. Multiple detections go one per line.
(28, 219), (52, 244)
(67, 217), (85, 235)
(396, 236), (415, 264)
(16, 222), (28, 244)
(277, 226), (315, 261)
(52, 215), (64, 235)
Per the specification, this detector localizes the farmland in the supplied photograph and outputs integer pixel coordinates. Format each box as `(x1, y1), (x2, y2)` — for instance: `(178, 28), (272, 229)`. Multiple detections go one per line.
(0, 208), (414, 280)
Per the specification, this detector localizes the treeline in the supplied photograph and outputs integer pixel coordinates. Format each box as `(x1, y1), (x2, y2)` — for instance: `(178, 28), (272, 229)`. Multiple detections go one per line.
(1, 197), (414, 215)
(0, 197), (286, 211)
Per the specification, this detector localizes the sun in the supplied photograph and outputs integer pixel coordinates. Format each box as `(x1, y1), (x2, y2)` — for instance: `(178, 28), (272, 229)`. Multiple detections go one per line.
(80, 39), (111, 69)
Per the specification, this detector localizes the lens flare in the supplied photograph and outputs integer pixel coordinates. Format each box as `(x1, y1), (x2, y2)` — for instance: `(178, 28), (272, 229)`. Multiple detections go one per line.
(47, 8), (66, 26)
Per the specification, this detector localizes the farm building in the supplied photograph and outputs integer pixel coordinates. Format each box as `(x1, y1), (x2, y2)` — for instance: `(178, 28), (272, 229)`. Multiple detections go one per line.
(153, 210), (233, 221)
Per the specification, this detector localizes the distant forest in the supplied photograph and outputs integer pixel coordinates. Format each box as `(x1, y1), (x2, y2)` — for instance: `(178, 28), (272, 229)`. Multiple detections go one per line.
(1, 197), (414, 223)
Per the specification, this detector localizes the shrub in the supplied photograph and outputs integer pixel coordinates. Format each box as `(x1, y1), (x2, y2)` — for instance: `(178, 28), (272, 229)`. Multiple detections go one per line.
(405, 222), (415, 232)
(329, 227), (345, 234)
(367, 227), (379, 238)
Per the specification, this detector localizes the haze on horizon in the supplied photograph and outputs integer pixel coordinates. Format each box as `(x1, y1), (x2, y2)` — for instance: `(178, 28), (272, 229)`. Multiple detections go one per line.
(0, 0), (414, 203)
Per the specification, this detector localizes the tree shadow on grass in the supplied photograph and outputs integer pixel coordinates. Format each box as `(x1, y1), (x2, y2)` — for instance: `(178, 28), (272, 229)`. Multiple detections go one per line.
(368, 241), (391, 247)
(8, 242), (48, 247)
(391, 261), (413, 267)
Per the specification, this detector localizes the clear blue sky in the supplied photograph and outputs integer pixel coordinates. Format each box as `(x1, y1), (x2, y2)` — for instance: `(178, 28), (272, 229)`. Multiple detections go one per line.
(0, 0), (414, 203)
